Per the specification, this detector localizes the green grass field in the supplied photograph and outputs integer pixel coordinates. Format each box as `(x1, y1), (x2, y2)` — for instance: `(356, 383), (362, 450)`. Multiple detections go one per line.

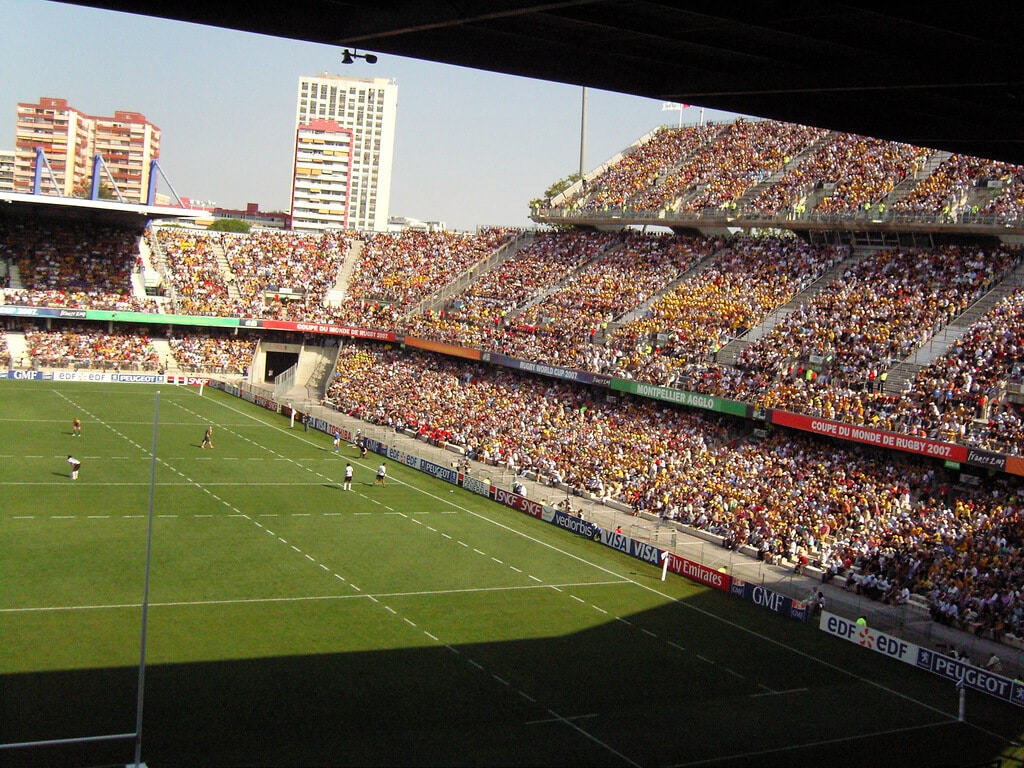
(1, 380), (1023, 767)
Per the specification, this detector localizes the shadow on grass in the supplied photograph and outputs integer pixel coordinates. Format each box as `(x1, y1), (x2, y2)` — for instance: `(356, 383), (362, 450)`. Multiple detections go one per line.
(2, 593), (1020, 767)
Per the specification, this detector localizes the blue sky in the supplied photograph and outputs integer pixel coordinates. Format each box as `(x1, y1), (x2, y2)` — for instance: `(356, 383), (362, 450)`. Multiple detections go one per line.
(5, 0), (745, 231)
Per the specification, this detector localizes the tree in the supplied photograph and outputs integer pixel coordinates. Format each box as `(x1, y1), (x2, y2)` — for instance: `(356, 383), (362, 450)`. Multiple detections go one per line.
(208, 218), (251, 233)
(531, 173), (582, 209)
(72, 178), (117, 200)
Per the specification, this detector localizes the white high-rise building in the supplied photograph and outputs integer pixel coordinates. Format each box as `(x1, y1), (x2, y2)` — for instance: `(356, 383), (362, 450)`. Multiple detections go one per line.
(291, 74), (398, 233)
(0, 150), (15, 192)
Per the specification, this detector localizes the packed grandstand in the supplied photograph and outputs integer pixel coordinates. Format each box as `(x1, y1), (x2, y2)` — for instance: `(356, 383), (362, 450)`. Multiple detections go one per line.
(3, 116), (1024, 651)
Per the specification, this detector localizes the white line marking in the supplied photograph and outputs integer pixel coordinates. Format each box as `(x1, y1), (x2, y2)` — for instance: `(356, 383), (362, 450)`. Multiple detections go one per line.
(674, 720), (953, 767)
(4, 582), (631, 615)
(749, 687), (807, 698)
(526, 713), (600, 725)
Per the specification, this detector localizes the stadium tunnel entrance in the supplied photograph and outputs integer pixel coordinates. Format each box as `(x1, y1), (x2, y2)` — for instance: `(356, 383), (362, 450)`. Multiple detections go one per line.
(263, 349), (298, 383)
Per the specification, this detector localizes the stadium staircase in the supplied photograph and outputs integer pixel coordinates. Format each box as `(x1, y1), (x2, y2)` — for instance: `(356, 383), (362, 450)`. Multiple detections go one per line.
(4, 329), (28, 367)
(150, 337), (176, 372)
(281, 340), (341, 404)
(130, 263), (149, 303)
(5, 261), (23, 289)
(211, 238), (241, 304)
(325, 238), (364, 306)
(714, 246), (862, 367)
(498, 236), (621, 326)
(734, 131), (838, 211)
(882, 149), (953, 209)
(803, 182), (839, 212)
(145, 232), (181, 310)
(881, 258), (1024, 394)
(618, 124), (729, 211)
(409, 231), (535, 319)
(135, 234), (167, 305)
(961, 178), (1007, 216)
(606, 242), (727, 333)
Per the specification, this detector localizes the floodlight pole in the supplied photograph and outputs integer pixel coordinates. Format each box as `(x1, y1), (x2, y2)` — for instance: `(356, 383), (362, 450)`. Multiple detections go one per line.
(133, 390), (160, 768)
(579, 87), (587, 186)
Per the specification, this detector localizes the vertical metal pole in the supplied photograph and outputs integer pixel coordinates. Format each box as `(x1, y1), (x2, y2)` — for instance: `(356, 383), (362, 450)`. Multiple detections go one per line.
(579, 87), (587, 185)
(957, 681), (966, 722)
(133, 390), (160, 767)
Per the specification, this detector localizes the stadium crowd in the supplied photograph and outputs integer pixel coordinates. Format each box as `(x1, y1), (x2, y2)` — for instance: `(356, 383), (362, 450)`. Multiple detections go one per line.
(569, 124), (721, 211)
(167, 331), (257, 374)
(334, 228), (517, 327)
(544, 117), (1024, 220)
(23, 324), (162, 371)
(801, 134), (930, 213)
(220, 229), (350, 321)
(0, 219), (159, 312)
(323, 341), (1024, 644)
(601, 237), (845, 380)
(890, 154), (1015, 217)
(401, 229), (623, 347)
(153, 228), (238, 317)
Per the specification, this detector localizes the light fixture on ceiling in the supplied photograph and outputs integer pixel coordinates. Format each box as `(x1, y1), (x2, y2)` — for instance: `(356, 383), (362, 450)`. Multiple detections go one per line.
(341, 49), (377, 64)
